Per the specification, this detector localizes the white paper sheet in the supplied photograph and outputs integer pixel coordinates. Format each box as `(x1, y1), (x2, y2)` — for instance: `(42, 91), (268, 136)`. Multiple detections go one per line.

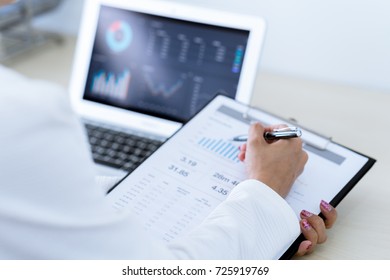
(107, 95), (369, 242)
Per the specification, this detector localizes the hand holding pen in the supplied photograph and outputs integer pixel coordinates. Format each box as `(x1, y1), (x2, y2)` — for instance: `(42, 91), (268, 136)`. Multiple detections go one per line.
(236, 122), (308, 197)
(235, 122), (334, 257)
(233, 126), (302, 142)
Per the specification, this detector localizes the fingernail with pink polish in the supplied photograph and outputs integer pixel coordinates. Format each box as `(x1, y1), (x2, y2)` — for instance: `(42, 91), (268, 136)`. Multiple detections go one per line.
(301, 219), (311, 230)
(301, 210), (313, 218)
(321, 200), (332, 212)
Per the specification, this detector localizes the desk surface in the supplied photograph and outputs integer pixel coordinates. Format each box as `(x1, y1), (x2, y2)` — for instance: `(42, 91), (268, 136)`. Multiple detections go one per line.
(4, 36), (390, 259)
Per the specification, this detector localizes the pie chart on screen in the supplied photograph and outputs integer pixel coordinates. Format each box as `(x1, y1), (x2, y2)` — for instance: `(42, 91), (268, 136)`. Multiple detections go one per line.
(106, 20), (132, 53)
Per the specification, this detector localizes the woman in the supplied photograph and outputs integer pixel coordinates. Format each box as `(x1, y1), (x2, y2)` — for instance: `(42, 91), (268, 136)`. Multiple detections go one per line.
(0, 62), (336, 259)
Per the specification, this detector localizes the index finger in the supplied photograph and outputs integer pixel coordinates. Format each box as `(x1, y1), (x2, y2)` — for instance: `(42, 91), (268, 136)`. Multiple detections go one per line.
(248, 122), (267, 143)
(264, 124), (289, 133)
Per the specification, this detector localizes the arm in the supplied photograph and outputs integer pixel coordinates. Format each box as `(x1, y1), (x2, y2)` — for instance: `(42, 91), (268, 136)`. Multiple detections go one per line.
(238, 123), (337, 257)
(169, 179), (300, 259)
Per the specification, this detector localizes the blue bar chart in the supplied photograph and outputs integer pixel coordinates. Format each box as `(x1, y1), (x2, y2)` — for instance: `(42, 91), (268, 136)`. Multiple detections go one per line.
(198, 137), (240, 163)
(91, 69), (131, 100)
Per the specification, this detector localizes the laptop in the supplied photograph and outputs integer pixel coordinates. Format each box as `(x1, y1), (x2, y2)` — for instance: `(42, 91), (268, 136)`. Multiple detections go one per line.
(69, 0), (266, 178)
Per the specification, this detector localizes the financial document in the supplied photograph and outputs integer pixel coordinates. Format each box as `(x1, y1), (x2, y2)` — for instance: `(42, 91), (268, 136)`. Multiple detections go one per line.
(107, 95), (370, 242)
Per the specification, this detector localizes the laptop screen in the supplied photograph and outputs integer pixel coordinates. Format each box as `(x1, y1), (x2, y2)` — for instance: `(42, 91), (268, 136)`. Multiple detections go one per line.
(83, 5), (250, 123)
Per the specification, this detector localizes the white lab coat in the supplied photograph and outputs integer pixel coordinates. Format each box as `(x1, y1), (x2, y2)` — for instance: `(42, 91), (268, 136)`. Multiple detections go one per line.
(0, 65), (299, 259)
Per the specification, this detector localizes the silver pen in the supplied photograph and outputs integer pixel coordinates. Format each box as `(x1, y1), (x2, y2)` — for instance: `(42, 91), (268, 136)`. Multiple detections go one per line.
(232, 126), (302, 142)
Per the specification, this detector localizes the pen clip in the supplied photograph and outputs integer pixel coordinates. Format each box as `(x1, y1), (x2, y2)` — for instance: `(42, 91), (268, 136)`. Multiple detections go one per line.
(265, 127), (301, 139)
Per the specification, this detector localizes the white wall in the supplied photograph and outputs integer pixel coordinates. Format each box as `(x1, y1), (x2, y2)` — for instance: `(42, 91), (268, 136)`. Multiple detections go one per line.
(33, 0), (390, 91)
(172, 0), (390, 91)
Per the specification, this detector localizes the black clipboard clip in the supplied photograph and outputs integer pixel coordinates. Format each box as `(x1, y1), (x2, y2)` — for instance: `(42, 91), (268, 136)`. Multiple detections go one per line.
(287, 117), (332, 150)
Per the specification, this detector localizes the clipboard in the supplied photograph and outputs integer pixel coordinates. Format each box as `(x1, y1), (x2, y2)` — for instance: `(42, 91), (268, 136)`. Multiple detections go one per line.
(107, 94), (376, 259)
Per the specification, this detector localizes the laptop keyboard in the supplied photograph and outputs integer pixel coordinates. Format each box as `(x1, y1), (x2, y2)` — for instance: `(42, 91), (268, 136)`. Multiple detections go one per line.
(84, 123), (163, 173)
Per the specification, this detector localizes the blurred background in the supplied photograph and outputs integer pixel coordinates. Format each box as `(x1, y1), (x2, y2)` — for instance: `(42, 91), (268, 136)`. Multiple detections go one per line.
(23, 0), (390, 92)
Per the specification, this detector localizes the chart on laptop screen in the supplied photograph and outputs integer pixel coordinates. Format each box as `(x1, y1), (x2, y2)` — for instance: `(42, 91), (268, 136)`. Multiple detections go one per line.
(82, 5), (250, 123)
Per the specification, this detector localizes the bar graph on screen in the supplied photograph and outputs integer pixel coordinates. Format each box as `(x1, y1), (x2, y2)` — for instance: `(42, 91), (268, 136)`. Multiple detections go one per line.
(91, 69), (131, 100)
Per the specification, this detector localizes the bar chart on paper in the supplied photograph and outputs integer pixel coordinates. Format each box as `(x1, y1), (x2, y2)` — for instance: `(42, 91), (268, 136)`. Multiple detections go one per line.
(197, 137), (241, 163)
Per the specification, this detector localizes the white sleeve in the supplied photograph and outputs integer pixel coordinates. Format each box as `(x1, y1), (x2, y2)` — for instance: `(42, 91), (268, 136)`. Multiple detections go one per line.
(169, 180), (300, 259)
(0, 66), (299, 260)
(0, 66), (172, 260)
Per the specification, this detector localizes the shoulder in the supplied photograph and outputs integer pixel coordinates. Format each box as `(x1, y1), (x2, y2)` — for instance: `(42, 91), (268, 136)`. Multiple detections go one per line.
(0, 66), (76, 131)
(0, 65), (70, 114)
